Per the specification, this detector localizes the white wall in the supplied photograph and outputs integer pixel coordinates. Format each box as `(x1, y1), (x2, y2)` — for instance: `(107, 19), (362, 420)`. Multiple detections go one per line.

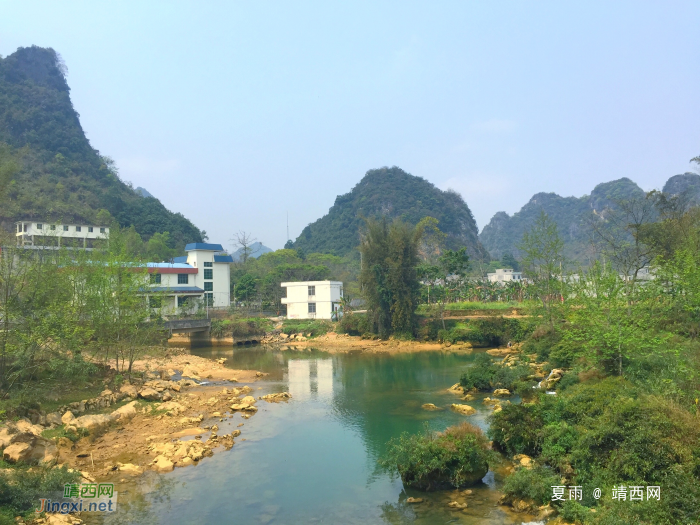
(281, 281), (343, 319)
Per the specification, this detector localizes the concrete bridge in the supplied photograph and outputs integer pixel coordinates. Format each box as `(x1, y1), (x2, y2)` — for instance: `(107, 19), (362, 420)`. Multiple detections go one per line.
(163, 319), (212, 346)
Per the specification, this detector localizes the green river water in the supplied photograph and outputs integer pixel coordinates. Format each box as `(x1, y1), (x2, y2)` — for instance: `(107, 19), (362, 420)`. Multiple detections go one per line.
(98, 346), (541, 525)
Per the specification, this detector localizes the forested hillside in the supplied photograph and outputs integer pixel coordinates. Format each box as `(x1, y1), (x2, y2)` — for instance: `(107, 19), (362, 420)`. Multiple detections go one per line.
(292, 166), (489, 260)
(479, 175), (700, 261)
(0, 46), (204, 247)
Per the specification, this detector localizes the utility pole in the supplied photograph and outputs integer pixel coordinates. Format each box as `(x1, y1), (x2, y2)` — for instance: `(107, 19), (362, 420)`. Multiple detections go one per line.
(287, 211), (289, 242)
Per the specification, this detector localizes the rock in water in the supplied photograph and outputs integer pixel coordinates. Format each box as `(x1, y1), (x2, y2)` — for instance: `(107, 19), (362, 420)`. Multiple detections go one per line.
(451, 404), (476, 416)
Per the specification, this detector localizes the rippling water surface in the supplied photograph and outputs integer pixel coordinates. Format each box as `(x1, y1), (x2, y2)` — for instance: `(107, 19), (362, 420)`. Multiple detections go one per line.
(97, 346), (537, 525)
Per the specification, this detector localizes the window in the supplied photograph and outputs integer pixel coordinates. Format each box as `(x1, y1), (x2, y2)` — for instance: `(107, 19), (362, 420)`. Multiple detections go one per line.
(88, 227), (94, 233)
(204, 282), (213, 291)
(308, 285), (315, 296)
(63, 225), (69, 231)
(308, 303), (316, 313)
(204, 262), (213, 267)
(36, 223), (42, 230)
(75, 226), (81, 232)
(150, 273), (161, 284)
(204, 293), (214, 305)
(178, 274), (189, 284)
(100, 227), (106, 234)
(50, 225), (56, 231)
(177, 296), (189, 307)
(203, 269), (213, 279)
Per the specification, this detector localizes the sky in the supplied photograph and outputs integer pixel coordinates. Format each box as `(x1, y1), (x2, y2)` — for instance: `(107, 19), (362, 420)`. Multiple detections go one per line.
(2, 1), (699, 251)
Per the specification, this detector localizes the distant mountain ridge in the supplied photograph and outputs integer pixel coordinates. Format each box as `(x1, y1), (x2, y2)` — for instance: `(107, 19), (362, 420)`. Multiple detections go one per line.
(232, 242), (272, 262)
(0, 46), (204, 247)
(292, 166), (489, 260)
(479, 173), (700, 261)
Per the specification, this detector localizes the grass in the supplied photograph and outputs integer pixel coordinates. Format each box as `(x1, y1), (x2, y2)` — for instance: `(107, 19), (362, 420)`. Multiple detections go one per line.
(281, 319), (333, 337)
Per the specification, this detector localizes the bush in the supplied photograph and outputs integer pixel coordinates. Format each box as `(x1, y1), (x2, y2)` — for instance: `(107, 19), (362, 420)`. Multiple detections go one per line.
(522, 324), (562, 361)
(378, 423), (491, 490)
(0, 465), (80, 521)
(502, 465), (560, 506)
(281, 319), (331, 337)
(491, 378), (700, 524)
(459, 353), (495, 390)
(459, 354), (531, 392)
(338, 313), (370, 336)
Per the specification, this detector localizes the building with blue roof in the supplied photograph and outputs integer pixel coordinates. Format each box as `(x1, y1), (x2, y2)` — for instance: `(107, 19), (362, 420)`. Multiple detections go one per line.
(146, 242), (233, 314)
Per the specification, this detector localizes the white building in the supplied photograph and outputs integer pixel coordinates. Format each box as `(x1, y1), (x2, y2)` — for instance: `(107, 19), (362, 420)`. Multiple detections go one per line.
(487, 268), (523, 284)
(281, 280), (343, 320)
(15, 220), (109, 249)
(149, 243), (232, 314)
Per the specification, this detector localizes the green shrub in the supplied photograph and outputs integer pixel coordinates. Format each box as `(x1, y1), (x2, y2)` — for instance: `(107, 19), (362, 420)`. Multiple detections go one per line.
(459, 353), (495, 390)
(41, 425), (88, 443)
(522, 324), (562, 361)
(491, 364), (531, 391)
(281, 319), (331, 337)
(338, 313), (370, 336)
(378, 423), (491, 490)
(0, 465), (80, 520)
(502, 465), (560, 505)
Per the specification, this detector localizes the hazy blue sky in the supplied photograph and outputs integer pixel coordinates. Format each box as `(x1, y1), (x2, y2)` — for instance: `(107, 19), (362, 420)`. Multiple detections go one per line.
(3, 1), (699, 251)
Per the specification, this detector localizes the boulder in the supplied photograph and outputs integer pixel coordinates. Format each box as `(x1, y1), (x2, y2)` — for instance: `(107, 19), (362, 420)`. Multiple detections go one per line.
(448, 383), (465, 395)
(421, 403), (442, 411)
(120, 384), (139, 398)
(111, 401), (139, 421)
(182, 365), (201, 379)
(117, 463), (143, 475)
(178, 457), (194, 467)
(73, 413), (115, 432)
(493, 389), (511, 397)
(240, 396), (256, 406)
(513, 454), (533, 468)
(46, 412), (63, 427)
(3, 442), (31, 463)
(3, 434), (57, 464)
(152, 455), (174, 472)
(61, 411), (76, 425)
(0, 426), (15, 448)
(406, 497), (423, 503)
(138, 387), (162, 401)
(261, 392), (292, 402)
(161, 391), (173, 402)
(447, 501), (468, 509)
(451, 404), (477, 416)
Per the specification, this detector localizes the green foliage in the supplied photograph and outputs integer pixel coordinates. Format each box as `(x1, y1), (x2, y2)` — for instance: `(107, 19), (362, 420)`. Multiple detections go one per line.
(502, 465), (560, 506)
(0, 46), (204, 248)
(337, 313), (370, 336)
(210, 317), (272, 338)
(489, 378), (700, 523)
(359, 217), (422, 337)
(292, 166), (488, 260)
(41, 424), (88, 442)
(0, 464), (79, 520)
(459, 353), (495, 390)
(281, 319), (331, 337)
(230, 248), (358, 312)
(440, 318), (531, 346)
(378, 423), (491, 490)
(459, 353), (531, 391)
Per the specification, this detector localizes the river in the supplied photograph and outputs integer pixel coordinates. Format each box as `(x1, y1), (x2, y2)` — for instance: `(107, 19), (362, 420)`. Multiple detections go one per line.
(98, 345), (541, 525)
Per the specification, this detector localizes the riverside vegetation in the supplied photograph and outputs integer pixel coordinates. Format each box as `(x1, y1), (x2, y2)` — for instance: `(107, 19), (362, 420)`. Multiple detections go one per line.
(372, 182), (700, 524)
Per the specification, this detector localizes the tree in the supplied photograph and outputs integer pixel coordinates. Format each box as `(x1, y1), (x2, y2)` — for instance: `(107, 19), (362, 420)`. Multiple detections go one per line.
(501, 253), (520, 272)
(518, 210), (565, 325)
(359, 218), (422, 337)
(589, 194), (656, 293)
(232, 231), (259, 264)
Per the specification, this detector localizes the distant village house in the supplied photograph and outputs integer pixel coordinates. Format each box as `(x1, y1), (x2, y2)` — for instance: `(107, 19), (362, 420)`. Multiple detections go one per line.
(281, 280), (343, 319)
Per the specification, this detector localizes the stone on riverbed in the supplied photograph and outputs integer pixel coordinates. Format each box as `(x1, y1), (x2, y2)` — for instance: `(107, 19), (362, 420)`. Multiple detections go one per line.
(421, 403), (442, 411)
(450, 404), (476, 416)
